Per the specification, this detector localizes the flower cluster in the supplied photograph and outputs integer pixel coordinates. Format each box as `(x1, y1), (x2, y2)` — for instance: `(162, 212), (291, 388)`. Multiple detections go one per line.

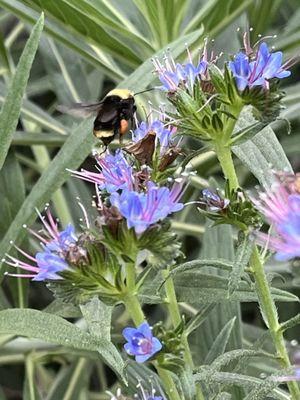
(132, 120), (174, 150)
(152, 47), (208, 93)
(110, 181), (184, 234)
(125, 116), (181, 173)
(252, 173), (300, 261)
(72, 145), (185, 235)
(4, 210), (80, 281)
(123, 322), (162, 363)
(229, 42), (291, 91)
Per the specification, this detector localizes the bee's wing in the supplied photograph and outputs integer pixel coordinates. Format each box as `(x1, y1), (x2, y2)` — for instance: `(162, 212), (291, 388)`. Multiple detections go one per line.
(98, 102), (119, 123)
(57, 102), (103, 118)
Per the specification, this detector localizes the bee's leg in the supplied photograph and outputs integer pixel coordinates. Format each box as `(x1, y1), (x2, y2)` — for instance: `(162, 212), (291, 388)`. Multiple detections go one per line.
(113, 121), (122, 144)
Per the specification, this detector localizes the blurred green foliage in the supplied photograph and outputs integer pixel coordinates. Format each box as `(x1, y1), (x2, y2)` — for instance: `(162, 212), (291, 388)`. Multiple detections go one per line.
(0, 1), (300, 399)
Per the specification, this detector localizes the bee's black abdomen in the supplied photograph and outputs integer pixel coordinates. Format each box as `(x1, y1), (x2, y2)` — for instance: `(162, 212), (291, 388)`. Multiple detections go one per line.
(92, 94), (136, 144)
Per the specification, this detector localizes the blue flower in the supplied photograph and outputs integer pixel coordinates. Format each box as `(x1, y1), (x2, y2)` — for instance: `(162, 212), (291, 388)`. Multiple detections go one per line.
(4, 210), (76, 281)
(132, 120), (176, 154)
(201, 189), (230, 212)
(46, 224), (77, 252)
(110, 181), (184, 234)
(229, 42), (291, 91)
(34, 250), (68, 281)
(153, 49), (207, 92)
(98, 150), (134, 193)
(123, 322), (162, 363)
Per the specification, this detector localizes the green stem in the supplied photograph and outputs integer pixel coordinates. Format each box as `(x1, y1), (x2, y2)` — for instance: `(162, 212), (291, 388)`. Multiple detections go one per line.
(214, 142), (239, 190)
(162, 270), (205, 400)
(156, 365), (182, 400)
(125, 262), (136, 292)
(215, 134), (300, 399)
(250, 248), (300, 398)
(123, 294), (145, 326)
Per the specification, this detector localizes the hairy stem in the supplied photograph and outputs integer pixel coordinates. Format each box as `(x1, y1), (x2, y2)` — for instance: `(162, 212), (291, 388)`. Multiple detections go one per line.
(250, 248), (300, 398)
(123, 264), (182, 400)
(214, 142), (239, 190)
(163, 269), (205, 400)
(215, 137), (300, 399)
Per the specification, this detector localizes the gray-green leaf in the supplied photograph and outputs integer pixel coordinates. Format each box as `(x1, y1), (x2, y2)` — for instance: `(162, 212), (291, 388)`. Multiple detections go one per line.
(0, 308), (125, 381)
(0, 13), (44, 169)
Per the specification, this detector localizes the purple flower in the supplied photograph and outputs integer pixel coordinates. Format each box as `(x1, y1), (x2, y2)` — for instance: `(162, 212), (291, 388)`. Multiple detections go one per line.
(132, 120), (176, 154)
(123, 322), (162, 363)
(98, 150), (134, 193)
(152, 48), (208, 92)
(110, 181), (184, 234)
(252, 173), (300, 261)
(69, 150), (133, 193)
(229, 42), (291, 91)
(4, 210), (76, 281)
(201, 189), (230, 212)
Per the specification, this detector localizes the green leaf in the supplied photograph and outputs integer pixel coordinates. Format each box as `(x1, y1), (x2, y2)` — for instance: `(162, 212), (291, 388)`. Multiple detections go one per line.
(27, 0), (142, 68)
(243, 375), (282, 400)
(214, 393), (232, 400)
(0, 82), (69, 135)
(0, 13), (44, 169)
(178, 368), (195, 400)
(210, 349), (268, 371)
(174, 271), (298, 303)
(280, 313), (300, 332)
(12, 131), (66, 147)
(0, 152), (28, 308)
(185, 303), (216, 336)
(171, 259), (233, 277)
(46, 358), (91, 400)
(194, 370), (289, 399)
(126, 360), (166, 397)
(23, 356), (43, 400)
(204, 317), (236, 364)
(233, 124), (293, 189)
(0, 308), (125, 380)
(80, 296), (112, 341)
(230, 121), (267, 146)
(0, 0), (124, 79)
(228, 234), (253, 297)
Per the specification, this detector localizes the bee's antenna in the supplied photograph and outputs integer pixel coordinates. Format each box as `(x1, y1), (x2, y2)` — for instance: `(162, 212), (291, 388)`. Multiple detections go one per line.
(134, 87), (157, 96)
(98, 145), (108, 156)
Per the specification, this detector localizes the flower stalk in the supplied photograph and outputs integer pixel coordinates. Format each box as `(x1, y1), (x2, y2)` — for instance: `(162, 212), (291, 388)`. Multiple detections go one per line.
(214, 142), (239, 190)
(123, 263), (182, 400)
(215, 121), (300, 399)
(162, 269), (205, 400)
(250, 247), (300, 399)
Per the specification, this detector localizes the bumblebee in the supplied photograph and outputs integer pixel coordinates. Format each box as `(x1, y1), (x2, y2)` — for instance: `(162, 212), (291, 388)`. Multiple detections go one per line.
(58, 89), (136, 146)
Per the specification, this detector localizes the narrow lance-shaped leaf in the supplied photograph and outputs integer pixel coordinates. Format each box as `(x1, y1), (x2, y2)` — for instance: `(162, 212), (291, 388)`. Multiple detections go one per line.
(209, 349), (268, 372)
(185, 303), (216, 336)
(280, 313), (300, 333)
(0, 309), (125, 381)
(228, 233), (253, 297)
(233, 123), (292, 189)
(46, 358), (91, 400)
(0, 13), (44, 169)
(204, 317), (236, 365)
